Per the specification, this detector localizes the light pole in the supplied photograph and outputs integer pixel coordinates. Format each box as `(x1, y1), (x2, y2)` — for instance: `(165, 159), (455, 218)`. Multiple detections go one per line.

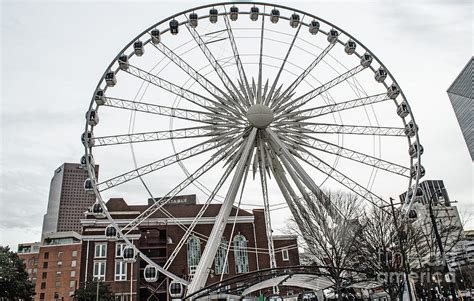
(426, 189), (458, 300)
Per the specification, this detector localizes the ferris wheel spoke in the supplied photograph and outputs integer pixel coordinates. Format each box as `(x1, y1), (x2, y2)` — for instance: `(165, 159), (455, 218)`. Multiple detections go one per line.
(223, 8), (253, 106)
(290, 144), (387, 207)
(91, 126), (229, 147)
(122, 134), (247, 235)
(125, 63), (238, 116)
(294, 134), (410, 177)
(153, 37), (246, 116)
(97, 130), (242, 191)
(256, 9), (265, 104)
(101, 96), (236, 125)
(276, 93), (390, 122)
(271, 42), (335, 109)
(185, 23), (248, 110)
(274, 64), (367, 115)
(277, 121), (406, 137)
(264, 17), (305, 105)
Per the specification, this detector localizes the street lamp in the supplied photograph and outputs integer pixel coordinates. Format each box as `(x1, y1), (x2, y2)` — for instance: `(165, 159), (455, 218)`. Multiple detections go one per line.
(426, 189), (457, 300)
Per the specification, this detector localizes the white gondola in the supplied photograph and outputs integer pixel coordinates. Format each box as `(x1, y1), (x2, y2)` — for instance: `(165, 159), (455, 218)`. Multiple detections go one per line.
(170, 20), (179, 35)
(105, 71), (116, 87)
(86, 110), (99, 126)
(169, 281), (185, 299)
(90, 202), (105, 218)
(360, 53), (373, 67)
(81, 131), (95, 147)
(229, 6), (239, 21)
(118, 55), (129, 71)
(151, 29), (161, 44)
(387, 84), (400, 99)
(105, 225), (118, 241)
(144, 265), (159, 282)
(133, 40), (144, 57)
(84, 178), (95, 195)
(209, 8), (218, 23)
(290, 13), (300, 28)
(268, 295), (283, 301)
(94, 89), (105, 105)
(409, 142), (424, 158)
(344, 40), (356, 54)
(270, 8), (280, 23)
(250, 6), (259, 21)
(404, 121), (418, 137)
(122, 245), (137, 263)
(410, 164), (425, 179)
(327, 29), (338, 44)
(189, 12), (198, 28)
(309, 20), (320, 34)
(375, 67), (387, 82)
(397, 101), (409, 118)
(408, 209), (418, 220)
(80, 154), (94, 168)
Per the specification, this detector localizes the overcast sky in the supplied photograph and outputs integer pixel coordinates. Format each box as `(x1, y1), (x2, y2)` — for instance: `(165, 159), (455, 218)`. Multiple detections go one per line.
(1, 0), (472, 250)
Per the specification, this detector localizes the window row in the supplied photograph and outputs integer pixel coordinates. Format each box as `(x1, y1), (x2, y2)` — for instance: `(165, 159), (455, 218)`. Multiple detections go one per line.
(93, 260), (127, 281)
(187, 234), (249, 276)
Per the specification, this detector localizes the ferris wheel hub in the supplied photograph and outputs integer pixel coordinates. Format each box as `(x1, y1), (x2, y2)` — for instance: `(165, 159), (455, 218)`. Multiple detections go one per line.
(246, 104), (274, 128)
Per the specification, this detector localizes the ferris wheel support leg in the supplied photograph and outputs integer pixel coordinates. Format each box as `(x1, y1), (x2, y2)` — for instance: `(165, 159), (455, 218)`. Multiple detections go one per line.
(266, 128), (337, 217)
(186, 128), (257, 295)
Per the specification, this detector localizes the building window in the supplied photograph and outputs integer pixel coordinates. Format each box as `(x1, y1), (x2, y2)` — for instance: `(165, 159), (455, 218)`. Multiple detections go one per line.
(233, 234), (249, 273)
(70, 270), (76, 277)
(115, 261), (127, 281)
(282, 248), (289, 261)
(43, 262), (48, 269)
(115, 243), (126, 258)
(72, 250), (77, 257)
(187, 235), (201, 276)
(71, 260), (77, 267)
(70, 280), (75, 288)
(55, 281), (61, 288)
(215, 239), (229, 275)
(58, 251), (63, 259)
(44, 252), (49, 259)
(95, 243), (107, 258)
(40, 293), (45, 300)
(40, 282), (46, 289)
(57, 261), (63, 267)
(115, 294), (131, 301)
(54, 292), (59, 299)
(93, 261), (106, 281)
(41, 272), (47, 279)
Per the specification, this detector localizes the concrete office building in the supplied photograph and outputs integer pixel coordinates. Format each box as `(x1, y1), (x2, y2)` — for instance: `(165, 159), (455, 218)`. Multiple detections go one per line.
(447, 57), (473, 161)
(42, 163), (98, 238)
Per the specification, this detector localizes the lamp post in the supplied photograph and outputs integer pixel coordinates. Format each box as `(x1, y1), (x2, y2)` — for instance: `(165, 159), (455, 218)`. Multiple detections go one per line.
(427, 189), (457, 300)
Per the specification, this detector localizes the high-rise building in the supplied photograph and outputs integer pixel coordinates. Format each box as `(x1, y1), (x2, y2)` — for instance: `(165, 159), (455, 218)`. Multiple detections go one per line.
(447, 57), (473, 161)
(42, 163), (98, 238)
(399, 179), (450, 205)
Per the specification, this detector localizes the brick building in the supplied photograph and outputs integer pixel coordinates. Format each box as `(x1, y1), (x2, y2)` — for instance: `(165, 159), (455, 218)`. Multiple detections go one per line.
(19, 232), (82, 301)
(80, 195), (299, 300)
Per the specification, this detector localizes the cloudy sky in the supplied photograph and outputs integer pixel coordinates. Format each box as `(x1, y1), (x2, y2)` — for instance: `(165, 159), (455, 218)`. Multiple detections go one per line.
(1, 0), (472, 250)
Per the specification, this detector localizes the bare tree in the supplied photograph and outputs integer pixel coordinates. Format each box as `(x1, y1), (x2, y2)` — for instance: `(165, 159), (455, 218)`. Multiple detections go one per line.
(290, 190), (365, 301)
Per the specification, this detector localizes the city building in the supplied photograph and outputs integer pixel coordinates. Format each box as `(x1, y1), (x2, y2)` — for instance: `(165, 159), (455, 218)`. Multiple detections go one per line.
(18, 232), (82, 301)
(42, 163), (99, 238)
(399, 179), (450, 205)
(447, 57), (473, 161)
(79, 195), (300, 301)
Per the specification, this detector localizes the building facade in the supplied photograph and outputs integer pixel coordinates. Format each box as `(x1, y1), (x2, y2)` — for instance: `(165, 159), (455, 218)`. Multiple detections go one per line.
(18, 232), (82, 301)
(42, 163), (99, 238)
(80, 195), (299, 300)
(447, 57), (473, 161)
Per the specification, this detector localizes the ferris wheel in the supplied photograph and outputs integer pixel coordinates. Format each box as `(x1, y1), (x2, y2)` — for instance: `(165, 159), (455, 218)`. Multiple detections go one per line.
(82, 2), (423, 295)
